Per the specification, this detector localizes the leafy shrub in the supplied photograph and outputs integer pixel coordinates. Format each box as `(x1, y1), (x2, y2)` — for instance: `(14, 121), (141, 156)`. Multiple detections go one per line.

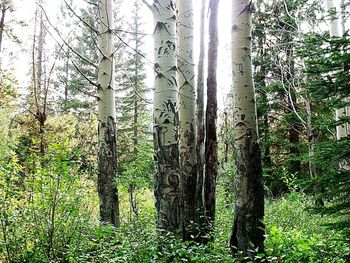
(265, 192), (350, 262)
(0, 142), (98, 262)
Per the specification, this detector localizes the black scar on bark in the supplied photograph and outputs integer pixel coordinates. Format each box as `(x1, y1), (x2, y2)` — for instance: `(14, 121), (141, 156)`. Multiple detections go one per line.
(232, 24), (242, 32)
(230, 129), (264, 258)
(239, 0), (253, 15)
(98, 116), (119, 227)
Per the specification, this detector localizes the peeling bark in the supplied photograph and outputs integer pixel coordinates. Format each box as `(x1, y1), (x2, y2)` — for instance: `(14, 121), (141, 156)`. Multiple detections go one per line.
(230, 0), (265, 256)
(97, 0), (120, 227)
(177, 0), (197, 241)
(151, 0), (183, 238)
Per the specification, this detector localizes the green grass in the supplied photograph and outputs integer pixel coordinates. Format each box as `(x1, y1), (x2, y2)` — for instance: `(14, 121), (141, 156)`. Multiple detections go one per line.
(61, 190), (350, 262)
(1, 171), (349, 262)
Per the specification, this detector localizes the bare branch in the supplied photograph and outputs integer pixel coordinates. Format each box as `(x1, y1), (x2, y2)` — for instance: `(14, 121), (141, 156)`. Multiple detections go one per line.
(140, 0), (153, 11)
(71, 59), (99, 90)
(39, 5), (98, 69)
(82, 0), (98, 6)
(63, 0), (99, 34)
(43, 42), (66, 115)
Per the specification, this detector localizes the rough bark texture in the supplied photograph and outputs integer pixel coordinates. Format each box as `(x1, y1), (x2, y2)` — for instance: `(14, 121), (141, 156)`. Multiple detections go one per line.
(177, 0), (197, 241)
(97, 0), (120, 227)
(203, 0), (219, 241)
(151, 0), (183, 238)
(194, 0), (206, 238)
(230, 0), (265, 256)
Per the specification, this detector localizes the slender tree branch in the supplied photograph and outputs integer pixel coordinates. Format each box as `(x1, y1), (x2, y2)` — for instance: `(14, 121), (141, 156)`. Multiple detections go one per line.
(43, 42), (66, 115)
(40, 5), (98, 69)
(71, 59), (99, 90)
(63, 0), (99, 34)
(140, 0), (153, 11)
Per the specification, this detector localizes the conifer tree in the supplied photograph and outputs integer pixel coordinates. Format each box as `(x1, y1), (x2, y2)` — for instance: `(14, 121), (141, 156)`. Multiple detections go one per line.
(116, 0), (152, 219)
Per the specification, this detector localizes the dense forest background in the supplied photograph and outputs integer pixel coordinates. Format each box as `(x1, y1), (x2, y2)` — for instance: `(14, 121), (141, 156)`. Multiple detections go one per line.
(0, 0), (349, 262)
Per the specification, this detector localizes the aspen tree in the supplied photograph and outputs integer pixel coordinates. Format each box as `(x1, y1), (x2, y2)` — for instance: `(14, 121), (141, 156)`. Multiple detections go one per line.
(230, 0), (265, 256)
(0, 0), (12, 52)
(327, 0), (350, 170)
(97, 0), (120, 227)
(142, 0), (183, 237)
(177, 0), (196, 240)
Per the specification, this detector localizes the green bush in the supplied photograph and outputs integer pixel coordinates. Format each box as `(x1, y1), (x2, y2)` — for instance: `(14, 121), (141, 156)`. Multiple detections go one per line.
(265, 192), (350, 262)
(0, 142), (98, 262)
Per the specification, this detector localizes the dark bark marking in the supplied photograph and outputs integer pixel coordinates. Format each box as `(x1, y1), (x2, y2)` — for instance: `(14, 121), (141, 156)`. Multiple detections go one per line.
(230, 130), (264, 257)
(98, 116), (120, 227)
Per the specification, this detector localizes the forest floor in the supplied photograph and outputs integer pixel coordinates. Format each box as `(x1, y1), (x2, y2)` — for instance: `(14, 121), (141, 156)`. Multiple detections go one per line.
(57, 190), (350, 262)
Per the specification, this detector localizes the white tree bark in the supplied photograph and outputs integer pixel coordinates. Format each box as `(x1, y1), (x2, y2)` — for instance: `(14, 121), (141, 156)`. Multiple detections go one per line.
(327, 0), (350, 140)
(327, 0), (350, 171)
(97, 0), (119, 227)
(177, 0), (196, 240)
(230, 0), (265, 256)
(148, 0), (183, 237)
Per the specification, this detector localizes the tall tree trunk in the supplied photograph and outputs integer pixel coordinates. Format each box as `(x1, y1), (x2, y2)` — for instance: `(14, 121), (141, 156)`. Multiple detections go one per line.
(286, 49), (301, 176)
(33, 0), (47, 156)
(0, 3), (7, 53)
(230, 0), (265, 256)
(203, 0), (219, 241)
(305, 91), (324, 205)
(64, 48), (70, 110)
(149, 0), (183, 238)
(194, 0), (206, 239)
(97, 0), (120, 227)
(340, 0), (346, 35)
(328, 0), (346, 139)
(177, 0), (197, 241)
(133, 6), (139, 156)
(223, 111), (229, 163)
(131, 2), (140, 217)
(328, 0), (350, 170)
